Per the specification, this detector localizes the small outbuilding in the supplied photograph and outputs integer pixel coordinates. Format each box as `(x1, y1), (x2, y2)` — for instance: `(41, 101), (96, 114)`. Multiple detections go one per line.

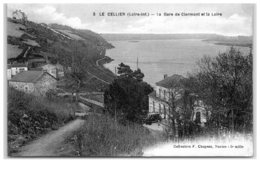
(41, 63), (64, 79)
(9, 70), (57, 96)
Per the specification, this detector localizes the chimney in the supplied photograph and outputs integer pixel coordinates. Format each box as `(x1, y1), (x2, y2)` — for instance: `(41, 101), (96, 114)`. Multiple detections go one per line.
(164, 74), (168, 79)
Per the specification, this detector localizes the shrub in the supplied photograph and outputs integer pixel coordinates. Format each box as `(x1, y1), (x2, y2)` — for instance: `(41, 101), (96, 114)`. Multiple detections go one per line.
(7, 87), (76, 155)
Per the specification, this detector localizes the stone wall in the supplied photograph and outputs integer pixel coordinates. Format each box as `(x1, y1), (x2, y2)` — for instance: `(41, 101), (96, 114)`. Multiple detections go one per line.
(9, 81), (35, 94)
(34, 73), (57, 96)
(7, 69), (12, 80)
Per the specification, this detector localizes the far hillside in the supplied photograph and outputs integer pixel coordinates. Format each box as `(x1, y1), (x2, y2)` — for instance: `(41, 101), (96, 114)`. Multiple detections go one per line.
(101, 33), (252, 47)
(49, 23), (114, 49)
(7, 16), (115, 92)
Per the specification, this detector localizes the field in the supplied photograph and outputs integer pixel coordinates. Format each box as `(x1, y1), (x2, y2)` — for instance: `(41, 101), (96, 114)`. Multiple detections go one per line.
(7, 44), (23, 59)
(7, 21), (25, 37)
(57, 29), (84, 40)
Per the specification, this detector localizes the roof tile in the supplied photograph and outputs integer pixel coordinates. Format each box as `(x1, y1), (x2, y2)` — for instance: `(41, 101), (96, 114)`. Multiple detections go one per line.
(10, 70), (56, 83)
(156, 74), (185, 89)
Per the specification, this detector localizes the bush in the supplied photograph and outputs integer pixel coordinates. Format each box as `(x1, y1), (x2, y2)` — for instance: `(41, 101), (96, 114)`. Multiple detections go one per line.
(46, 89), (57, 100)
(8, 87), (76, 155)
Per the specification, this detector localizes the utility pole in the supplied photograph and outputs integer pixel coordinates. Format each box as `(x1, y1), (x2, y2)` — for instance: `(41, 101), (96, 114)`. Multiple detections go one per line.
(136, 57), (139, 70)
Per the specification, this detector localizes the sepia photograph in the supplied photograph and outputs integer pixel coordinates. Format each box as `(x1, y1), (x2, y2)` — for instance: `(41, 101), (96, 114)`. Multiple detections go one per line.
(5, 3), (254, 157)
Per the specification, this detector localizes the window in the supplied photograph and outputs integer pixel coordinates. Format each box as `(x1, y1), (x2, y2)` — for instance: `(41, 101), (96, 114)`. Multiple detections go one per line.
(153, 101), (155, 112)
(163, 104), (166, 118)
(195, 112), (201, 124)
(159, 89), (161, 98)
(164, 90), (166, 100)
(159, 104), (161, 114)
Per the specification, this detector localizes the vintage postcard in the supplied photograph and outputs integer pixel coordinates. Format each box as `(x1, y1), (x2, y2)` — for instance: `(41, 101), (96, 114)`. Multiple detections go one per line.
(6, 4), (254, 157)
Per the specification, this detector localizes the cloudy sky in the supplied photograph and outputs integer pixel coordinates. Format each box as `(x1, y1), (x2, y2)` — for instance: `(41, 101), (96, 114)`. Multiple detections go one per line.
(7, 4), (254, 36)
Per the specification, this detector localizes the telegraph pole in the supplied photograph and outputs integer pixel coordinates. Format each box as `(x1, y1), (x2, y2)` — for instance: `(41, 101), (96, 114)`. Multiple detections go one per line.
(136, 57), (139, 70)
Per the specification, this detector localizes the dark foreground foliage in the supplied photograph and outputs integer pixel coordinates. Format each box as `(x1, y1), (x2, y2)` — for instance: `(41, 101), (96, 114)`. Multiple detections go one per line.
(8, 87), (76, 155)
(104, 63), (153, 122)
(185, 47), (253, 133)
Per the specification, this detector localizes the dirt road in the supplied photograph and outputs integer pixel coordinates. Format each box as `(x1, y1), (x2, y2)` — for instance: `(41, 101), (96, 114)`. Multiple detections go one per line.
(15, 119), (85, 157)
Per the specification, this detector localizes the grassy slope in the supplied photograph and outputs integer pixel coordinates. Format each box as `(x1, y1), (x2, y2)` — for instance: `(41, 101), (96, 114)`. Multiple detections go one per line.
(60, 114), (164, 156)
(8, 87), (77, 155)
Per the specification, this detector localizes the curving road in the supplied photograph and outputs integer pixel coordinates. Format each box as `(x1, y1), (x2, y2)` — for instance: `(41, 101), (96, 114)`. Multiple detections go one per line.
(14, 119), (85, 157)
(83, 56), (115, 84)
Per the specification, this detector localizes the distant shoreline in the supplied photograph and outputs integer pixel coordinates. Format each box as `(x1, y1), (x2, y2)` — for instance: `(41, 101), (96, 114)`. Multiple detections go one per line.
(211, 42), (252, 48)
(106, 38), (252, 48)
(102, 33), (252, 48)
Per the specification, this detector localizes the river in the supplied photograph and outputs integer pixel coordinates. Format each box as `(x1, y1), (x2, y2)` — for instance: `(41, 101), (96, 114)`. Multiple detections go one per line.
(105, 39), (250, 85)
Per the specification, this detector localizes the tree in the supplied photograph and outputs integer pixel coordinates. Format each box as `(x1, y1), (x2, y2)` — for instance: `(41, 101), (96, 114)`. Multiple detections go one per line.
(61, 41), (87, 101)
(188, 47), (253, 133)
(12, 10), (28, 24)
(104, 63), (153, 123)
(117, 63), (133, 77)
(164, 84), (196, 140)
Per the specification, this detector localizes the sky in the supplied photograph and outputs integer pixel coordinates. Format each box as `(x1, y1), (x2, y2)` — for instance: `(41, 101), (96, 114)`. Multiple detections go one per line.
(7, 4), (254, 36)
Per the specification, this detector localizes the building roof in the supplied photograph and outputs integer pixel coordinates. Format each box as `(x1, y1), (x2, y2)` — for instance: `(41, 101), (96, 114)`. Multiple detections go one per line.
(11, 63), (28, 68)
(41, 63), (64, 70)
(156, 74), (185, 89)
(10, 70), (57, 83)
(27, 58), (46, 63)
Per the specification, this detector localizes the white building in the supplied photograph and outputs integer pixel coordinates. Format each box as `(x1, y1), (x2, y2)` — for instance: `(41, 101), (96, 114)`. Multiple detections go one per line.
(7, 63), (28, 80)
(41, 63), (64, 79)
(148, 74), (209, 127)
(7, 65), (12, 80)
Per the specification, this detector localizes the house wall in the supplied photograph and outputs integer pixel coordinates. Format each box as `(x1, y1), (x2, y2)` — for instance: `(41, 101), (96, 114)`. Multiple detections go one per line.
(42, 64), (64, 79)
(34, 74), (57, 96)
(155, 86), (169, 101)
(7, 69), (12, 80)
(11, 67), (28, 76)
(42, 65), (57, 78)
(150, 85), (209, 125)
(9, 81), (35, 93)
(149, 96), (169, 120)
(9, 74), (56, 96)
(155, 86), (183, 102)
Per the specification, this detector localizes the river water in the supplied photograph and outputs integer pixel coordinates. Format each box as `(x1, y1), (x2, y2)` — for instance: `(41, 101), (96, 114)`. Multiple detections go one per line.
(105, 39), (250, 85)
